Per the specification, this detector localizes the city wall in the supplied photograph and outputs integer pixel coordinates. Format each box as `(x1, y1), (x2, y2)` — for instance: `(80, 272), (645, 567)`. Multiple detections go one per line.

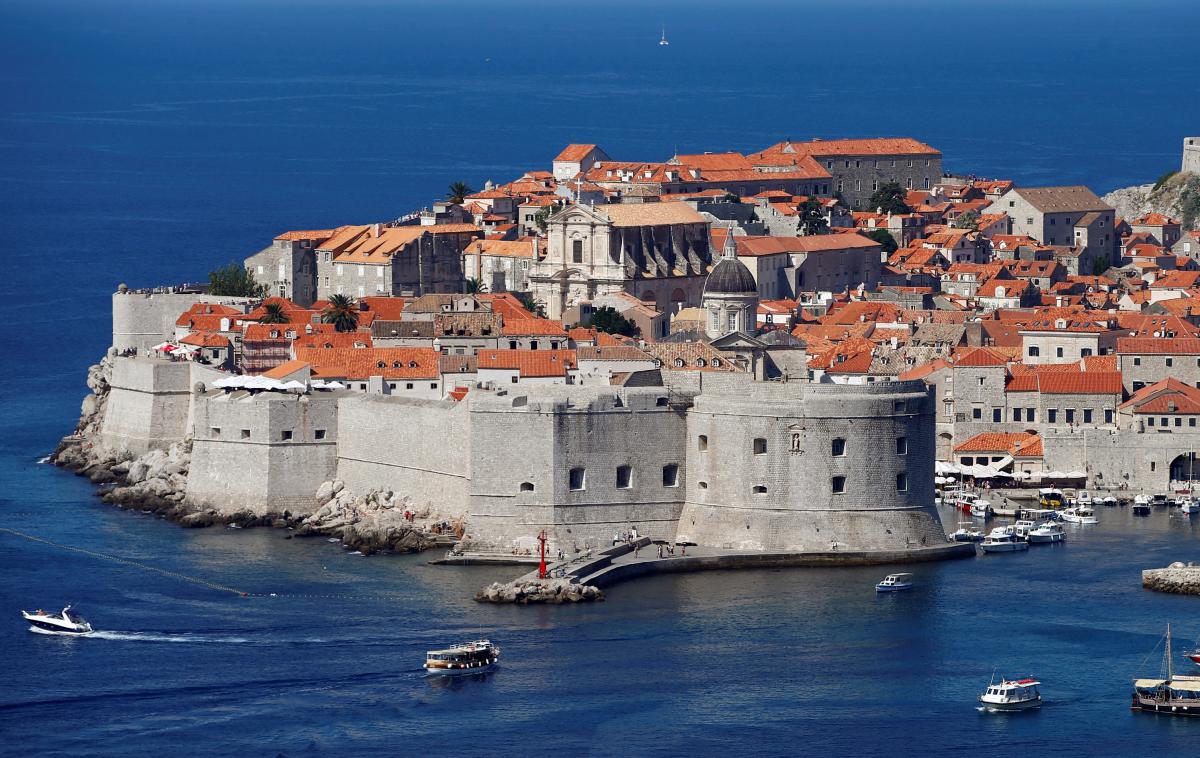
(99, 357), (225, 456)
(112, 290), (251, 352)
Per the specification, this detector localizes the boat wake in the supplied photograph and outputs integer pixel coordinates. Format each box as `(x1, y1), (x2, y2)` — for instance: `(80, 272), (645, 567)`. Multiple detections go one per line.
(88, 631), (251, 644)
(36, 455), (51, 464)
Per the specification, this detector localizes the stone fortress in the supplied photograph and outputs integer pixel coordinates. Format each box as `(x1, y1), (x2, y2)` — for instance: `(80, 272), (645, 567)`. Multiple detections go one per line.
(1184, 136), (1200, 175)
(94, 289), (963, 565)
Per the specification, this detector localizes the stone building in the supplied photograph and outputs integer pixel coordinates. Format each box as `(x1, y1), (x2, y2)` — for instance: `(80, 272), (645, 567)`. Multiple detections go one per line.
(530, 202), (713, 320)
(988, 186), (1117, 270)
(314, 224), (474, 300)
(1183, 136), (1200, 174)
(244, 230), (332, 307)
(749, 137), (943, 209)
(702, 233), (759, 338)
(462, 238), (538, 293)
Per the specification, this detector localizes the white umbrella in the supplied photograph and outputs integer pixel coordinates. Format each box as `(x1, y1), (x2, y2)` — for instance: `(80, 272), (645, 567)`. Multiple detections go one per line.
(151, 342), (174, 351)
(935, 461), (959, 475)
(281, 380), (307, 392)
(1066, 471), (1086, 479)
(1044, 471), (1067, 479)
(212, 376), (246, 389)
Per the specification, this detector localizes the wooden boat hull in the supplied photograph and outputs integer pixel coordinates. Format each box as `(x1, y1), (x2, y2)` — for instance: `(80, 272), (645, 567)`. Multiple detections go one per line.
(1132, 697), (1200, 716)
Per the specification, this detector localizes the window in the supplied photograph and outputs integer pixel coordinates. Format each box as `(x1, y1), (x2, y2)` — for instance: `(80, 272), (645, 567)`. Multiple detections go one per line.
(972, 407), (982, 420)
(752, 485), (767, 494)
(315, 429), (326, 440)
(978, 377), (985, 386)
(1176, 417), (1183, 427)
(572, 239), (583, 263)
(569, 468), (586, 491)
(753, 438), (767, 455)
(1191, 418), (1197, 428)
(241, 429), (251, 439)
(1027, 408), (1036, 422)
(1166, 357), (1174, 367)
(281, 430), (293, 441)
(832, 438), (846, 456)
(662, 464), (679, 487)
(1013, 408), (1022, 422)
(698, 481), (708, 489)
(430, 383), (438, 389)
(1066, 409), (1076, 424)
(698, 435), (708, 452)
(727, 311), (737, 332)
(511, 376), (519, 384)
(1133, 357), (1141, 366)
(832, 476), (846, 494)
(1148, 417), (1155, 426)
(1104, 410), (1113, 425)
(1048, 409), (1058, 423)
(406, 382), (414, 390)
(1081, 348), (1093, 357)
(1028, 346), (1040, 357)
(1055, 347), (1064, 358)
(616, 465), (633, 489)
(896, 473), (908, 492)
(520, 481), (534, 492)
(896, 437), (908, 455)
(992, 408), (1002, 423)
(210, 427), (221, 437)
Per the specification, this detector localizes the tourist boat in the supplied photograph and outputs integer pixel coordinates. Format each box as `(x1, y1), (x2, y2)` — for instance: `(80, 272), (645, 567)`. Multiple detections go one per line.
(1060, 506), (1098, 525)
(1132, 624), (1200, 716)
(1038, 488), (1065, 509)
(424, 639), (500, 675)
(875, 573), (914, 592)
(970, 499), (993, 518)
(1027, 522), (1065, 544)
(950, 522), (984, 542)
(1133, 495), (1152, 516)
(979, 675), (1043, 712)
(980, 526), (1028, 553)
(21, 605), (93, 636)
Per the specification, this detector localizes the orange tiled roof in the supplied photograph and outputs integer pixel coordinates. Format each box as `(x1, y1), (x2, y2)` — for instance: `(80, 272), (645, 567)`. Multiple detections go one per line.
(1116, 337), (1200, 355)
(262, 359), (310, 379)
(954, 346), (1010, 367)
(179, 331), (230, 348)
(174, 302), (242, 327)
(555, 144), (599, 163)
(954, 432), (1043, 457)
(477, 349), (577, 377)
(295, 346), (439, 380)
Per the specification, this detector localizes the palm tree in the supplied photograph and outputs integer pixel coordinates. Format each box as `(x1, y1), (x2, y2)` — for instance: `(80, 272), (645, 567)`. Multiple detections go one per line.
(259, 302), (289, 324)
(464, 277), (489, 294)
(322, 294), (359, 333)
(447, 181), (473, 204)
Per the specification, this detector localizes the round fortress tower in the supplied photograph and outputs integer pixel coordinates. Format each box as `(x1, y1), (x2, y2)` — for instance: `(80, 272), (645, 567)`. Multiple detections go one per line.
(677, 378), (946, 554)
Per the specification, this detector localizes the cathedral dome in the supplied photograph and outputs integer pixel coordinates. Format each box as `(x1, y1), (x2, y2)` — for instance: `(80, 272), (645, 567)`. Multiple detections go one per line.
(704, 257), (758, 296)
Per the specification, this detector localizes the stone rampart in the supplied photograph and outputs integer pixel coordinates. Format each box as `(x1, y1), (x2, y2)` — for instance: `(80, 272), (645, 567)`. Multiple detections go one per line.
(99, 357), (199, 455)
(677, 379), (946, 551)
(112, 290), (251, 352)
(186, 389), (339, 515)
(334, 395), (471, 518)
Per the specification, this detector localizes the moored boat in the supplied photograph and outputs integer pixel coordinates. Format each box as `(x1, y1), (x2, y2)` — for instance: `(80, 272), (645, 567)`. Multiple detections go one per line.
(21, 605), (93, 636)
(1133, 495), (1152, 516)
(970, 499), (993, 518)
(1177, 497), (1199, 515)
(980, 676), (1043, 711)
(424, 639), (500, 675)
(1038, 488), (1065, 509)
(1061, 506), (1098, 525)
(981, 526), (1028, 553)
(1132, 624), (1200, 716)
(950, 522), (984, 542)
(875, 573), (914, 592)
(1100, 495), (1119, 507)
(1027, 522), (1065, 544)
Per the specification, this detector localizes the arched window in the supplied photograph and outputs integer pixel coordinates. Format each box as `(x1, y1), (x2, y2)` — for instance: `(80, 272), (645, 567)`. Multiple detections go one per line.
(696, 358), (707, 367)
(392, 361), (402, 368)
(408, 361), (418, 368)
(671, 288), (686, 302)
(376, 360), (386, 368)
(712, 358), (721, 367)
(674, 358), (685, 367)
(641, 290), (656, 303)
(698, 435), (708, 451)
(519, 481), (534, 492)
(832, 438), (846, 456)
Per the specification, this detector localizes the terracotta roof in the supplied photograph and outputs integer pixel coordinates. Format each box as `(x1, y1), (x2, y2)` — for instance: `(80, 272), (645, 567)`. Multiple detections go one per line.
(754, 137), (941, 158)
(1117, 337), (1200, 355)
(554, 144), (599, 163)
(576, 346), (655, 361)
(274, 229), (335, 242)
(642, 342), (743, 372)
(477, 349), (578, 377)
(426, 223), (483, 235)
(174, 302), (242, 327)
(295, 346), (439, 380)
(1121, 378), (1200, 414)
(179, 331), (230, 348)
(439, 355), (479, 373)
(954, 346), (1010, 367)
(602, 202), (706, 228)
(954, 432), (1043, 457)
(262, 359), (310, 379)
(1132, 213), (1180, 226)
(1036, 371), (1122, 395)
(293, 332), (373, 350)
(464, 238), (537, 258)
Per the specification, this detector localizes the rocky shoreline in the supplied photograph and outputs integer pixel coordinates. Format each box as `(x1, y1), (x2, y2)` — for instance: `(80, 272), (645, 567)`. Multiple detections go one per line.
(51, 355), (455, 556)
(475, 578), (604, 604)
(1142, 563), (1200, 596)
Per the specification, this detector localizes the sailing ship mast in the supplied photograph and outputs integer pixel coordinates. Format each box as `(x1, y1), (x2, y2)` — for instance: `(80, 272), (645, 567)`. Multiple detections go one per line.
(1167, 622), (1174, 682)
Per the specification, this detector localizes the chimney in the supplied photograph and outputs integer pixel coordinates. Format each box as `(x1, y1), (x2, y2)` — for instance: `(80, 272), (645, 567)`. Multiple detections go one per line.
(219, 317), (230, 332)
(373, 223), (381, 238)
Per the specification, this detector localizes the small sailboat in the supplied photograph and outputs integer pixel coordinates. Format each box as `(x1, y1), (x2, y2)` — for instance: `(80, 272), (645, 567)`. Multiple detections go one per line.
(875, 573), (914, 593)
(1132, 624), (1200, 715)
(659, 26), (670, 46)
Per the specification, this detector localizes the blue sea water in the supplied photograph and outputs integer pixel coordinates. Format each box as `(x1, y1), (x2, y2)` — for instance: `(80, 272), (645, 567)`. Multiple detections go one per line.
(2, 0), (1200, 754)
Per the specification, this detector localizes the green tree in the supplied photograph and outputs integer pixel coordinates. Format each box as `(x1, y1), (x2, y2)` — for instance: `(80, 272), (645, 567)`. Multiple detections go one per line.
(209, 262), (266, 297)
(588, 306), (639, 337)
(1091, 257), (1111, 277)
(514, 291), (547, 318)
(952, 209), (980, 230)
(864, 228), (898, 255)
(321, 294), (360, 332)
(259, 302), (289, 324)
(464, 277), (489, 294)
(1153, 170), (1178, 192)
(797, 197), (829, 235)
(533, 204), (555, 233)
(447, 181), (474, 204)
(867, 181), (910, 215)
(720, 191), (741, 204)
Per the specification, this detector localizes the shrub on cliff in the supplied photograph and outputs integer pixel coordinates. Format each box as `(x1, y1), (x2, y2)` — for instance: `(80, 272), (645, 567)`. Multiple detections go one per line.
(209, 263), (266, 297)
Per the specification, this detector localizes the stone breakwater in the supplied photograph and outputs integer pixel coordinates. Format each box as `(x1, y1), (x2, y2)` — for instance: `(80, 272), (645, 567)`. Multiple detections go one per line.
(475, 578), (604, 604)
(1142, 563), (1200, 596)
(51, 357), (449, 554)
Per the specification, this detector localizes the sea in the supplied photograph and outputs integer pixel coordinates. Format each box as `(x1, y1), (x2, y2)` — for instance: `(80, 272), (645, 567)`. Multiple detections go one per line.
(1, 0), (1199, 755)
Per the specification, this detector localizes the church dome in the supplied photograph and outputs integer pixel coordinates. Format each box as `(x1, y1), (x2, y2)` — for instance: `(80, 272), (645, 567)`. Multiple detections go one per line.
(704, 257), (758, 296)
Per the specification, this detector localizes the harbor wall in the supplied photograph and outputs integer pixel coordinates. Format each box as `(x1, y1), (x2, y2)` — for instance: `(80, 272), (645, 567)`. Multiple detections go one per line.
(676, 378), (947, 551)
(186, 390), (339, 515)
(334, 395), (472, 518)
(1043, 425), (1200, 493)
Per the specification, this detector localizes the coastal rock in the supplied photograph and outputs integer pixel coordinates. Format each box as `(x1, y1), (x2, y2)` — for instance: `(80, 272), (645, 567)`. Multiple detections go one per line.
(294, 482), (454, 555)
(1103, 171), (1200, 230)
(1142, 565), (1200, 596)
(475, 578), (605, 604)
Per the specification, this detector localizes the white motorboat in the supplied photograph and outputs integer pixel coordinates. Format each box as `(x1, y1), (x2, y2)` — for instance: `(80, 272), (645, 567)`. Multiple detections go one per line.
(21, 605), (93, 636)
(1061, 506), (1098, 525)
(980, 676), (1042, 712)
(970, 499), (993, 518)
(1151, 493), (1172, 507)
(981, 526), (1028, 553)
(1012, 520), (1036, 540)
(1100, 495), (1118, 507)
(1076, 490), (1093, 506)
(875, 573), (914, 593)
(1027, 522), (1065, 544)
(1133, 494), (1152, 515)
(424, 639), (500, 675)
(1179, 498), (1200, 515)
(1038, 488), (1065, 509)
(950, 522), (984, 542)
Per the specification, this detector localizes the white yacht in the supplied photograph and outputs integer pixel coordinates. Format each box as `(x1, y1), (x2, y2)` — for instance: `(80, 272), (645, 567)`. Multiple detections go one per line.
(1075, 490), (1093, 507)
(1061, 506), (1098, 524)
(981, 526), (1028, 553)
(1027, 522), (1065, 544)
(970, 499), (993, 518)
(1100, 495), (1118, 507)
(1012, 520), (1036, 540)
(980, 676), (1042, 711)
(875, 573), (914, 593)
(1133, 494), (1152, 515)
(21, 605), (93, 636)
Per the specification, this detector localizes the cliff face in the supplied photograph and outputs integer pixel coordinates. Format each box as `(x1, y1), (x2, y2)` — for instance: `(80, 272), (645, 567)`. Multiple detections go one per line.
(1103, 171), (1200, 229)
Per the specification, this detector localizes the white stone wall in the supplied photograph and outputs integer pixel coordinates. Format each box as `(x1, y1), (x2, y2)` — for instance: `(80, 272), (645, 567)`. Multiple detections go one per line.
(112, 291), (251, 353)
